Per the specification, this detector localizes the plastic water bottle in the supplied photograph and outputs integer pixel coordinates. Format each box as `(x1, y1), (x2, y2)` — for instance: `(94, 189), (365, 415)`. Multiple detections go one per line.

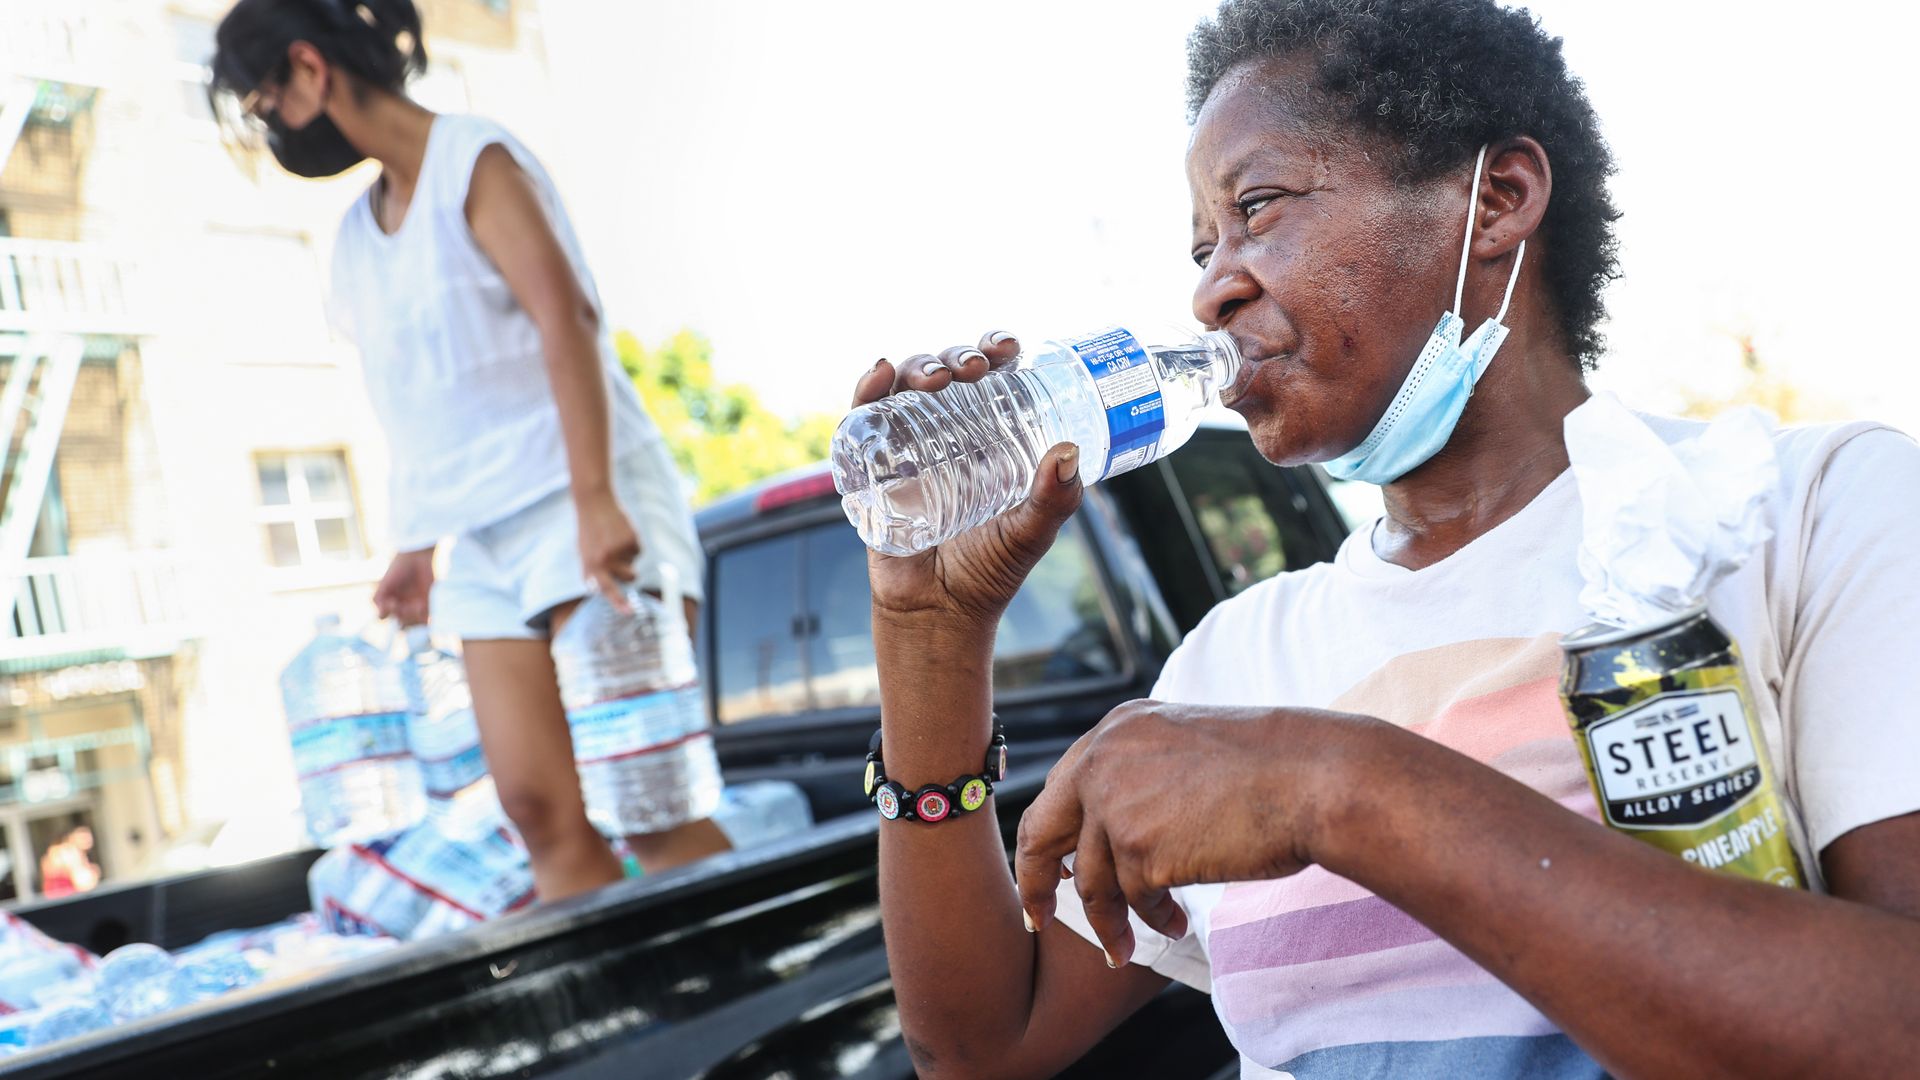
(833, 325), (1242, 554)
(307, 819), (534, 942)
(179, 952), (261, 1000)
(0, 1010), (39, 1051)
(0, 911), (96, 1014)
(26, 1001), (112, 1048)
(401, 627), (500, 841)
(711, 781), (814, 850)
(280, 615), (427, 847)
(0, 950), (88, 1014)
(550, 567), (723, 836)
(95, 943), (195, 1022)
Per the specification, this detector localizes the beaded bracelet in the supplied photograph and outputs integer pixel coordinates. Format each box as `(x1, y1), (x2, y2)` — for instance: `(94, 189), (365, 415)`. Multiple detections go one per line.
(863, 721), (1007, 823)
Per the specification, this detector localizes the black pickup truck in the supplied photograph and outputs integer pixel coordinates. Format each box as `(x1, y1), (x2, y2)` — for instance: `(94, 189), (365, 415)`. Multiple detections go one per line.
(5, 422), (1355, 1079)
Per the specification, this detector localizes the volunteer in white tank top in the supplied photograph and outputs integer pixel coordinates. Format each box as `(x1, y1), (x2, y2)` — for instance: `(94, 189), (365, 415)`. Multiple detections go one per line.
(210, 0), (730, 900)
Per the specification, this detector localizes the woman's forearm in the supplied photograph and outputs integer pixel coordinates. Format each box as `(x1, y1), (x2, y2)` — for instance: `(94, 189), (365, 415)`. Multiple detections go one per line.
(874, 616), (1163, 1079)
(540, 313), (615, 497)
(875, 617), (1036, 1075)
(1322, 725), (1920, 1078)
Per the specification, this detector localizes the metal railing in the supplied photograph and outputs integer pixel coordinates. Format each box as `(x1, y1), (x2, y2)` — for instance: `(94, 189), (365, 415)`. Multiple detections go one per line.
(3, 551), (196, 663)
(0, 239), (147, 336)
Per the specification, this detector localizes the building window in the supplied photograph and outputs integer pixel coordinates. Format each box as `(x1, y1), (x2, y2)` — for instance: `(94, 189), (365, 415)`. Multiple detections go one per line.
(254, 451), (366, 568)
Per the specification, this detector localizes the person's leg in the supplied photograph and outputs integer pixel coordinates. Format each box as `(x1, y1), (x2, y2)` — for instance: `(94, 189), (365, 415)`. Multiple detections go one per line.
(550, 597), (732, 875)
(463, 636), (622, 900)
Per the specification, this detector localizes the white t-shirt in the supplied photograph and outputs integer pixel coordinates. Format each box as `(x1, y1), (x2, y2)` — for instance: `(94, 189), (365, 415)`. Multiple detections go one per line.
(330, 114), (661, 551)
(1054, 415), (1920, 1079)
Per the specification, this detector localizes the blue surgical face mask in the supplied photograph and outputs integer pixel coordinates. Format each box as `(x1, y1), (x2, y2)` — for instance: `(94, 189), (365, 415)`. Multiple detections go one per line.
(1324, 146), (1527, 485)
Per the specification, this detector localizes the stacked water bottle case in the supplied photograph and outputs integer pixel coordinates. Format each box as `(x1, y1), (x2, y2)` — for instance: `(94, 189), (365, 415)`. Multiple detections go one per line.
(2, 604), (816, 1058)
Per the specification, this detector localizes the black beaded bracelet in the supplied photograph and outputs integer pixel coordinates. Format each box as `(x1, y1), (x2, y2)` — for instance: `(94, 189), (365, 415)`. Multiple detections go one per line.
(863, 721), (1007, 823)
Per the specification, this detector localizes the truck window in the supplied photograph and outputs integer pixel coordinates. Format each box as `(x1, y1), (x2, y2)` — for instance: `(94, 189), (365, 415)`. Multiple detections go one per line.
(990, 524), (1122, 690)
(711, 532), (808, 725)
(1165, 437), (1321, 598)
(715, 520), (1127, 725)
(806, 523), (882, 711)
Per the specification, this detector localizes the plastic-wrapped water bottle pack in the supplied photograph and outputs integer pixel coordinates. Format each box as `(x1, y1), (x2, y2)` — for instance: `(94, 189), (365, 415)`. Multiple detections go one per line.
(307, 814), (537, 941)
(0, 911), (401, 1058)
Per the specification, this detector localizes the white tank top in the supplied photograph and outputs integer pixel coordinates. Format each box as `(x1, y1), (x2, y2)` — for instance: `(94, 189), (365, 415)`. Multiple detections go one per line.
(329, 114), (661, 550)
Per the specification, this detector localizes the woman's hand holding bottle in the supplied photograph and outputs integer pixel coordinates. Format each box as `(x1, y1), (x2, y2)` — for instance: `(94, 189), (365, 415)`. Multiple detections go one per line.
(575, 490), (643, 612)
(850, 330), (1084, 641)
(373, 547), (436, 626)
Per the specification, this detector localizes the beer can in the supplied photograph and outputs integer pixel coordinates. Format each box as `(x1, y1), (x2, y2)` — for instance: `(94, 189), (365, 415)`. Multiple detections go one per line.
(1559, 606), (1805, 889)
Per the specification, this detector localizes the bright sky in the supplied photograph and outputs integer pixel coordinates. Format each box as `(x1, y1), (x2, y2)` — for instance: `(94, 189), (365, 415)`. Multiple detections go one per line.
(534, 1), (1920, 432)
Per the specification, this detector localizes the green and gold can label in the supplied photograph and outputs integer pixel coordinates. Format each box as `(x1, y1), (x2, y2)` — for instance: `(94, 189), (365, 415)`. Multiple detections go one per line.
(1560, 608), (1806, 889)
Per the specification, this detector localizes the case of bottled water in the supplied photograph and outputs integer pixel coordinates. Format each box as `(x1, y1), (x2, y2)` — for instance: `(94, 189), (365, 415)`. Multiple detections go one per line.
(550, 567), (723, 836)
(307, 818), (535, 942)
(0, 911), (95, 1015)
(711, 780), (813, 850)
(94, 943), (194, 1023)
(400, 626), (500, 841)
(25, 1001), (111, 1048)
(833, 325), (1242, 554)
(279, 615), (427, 847)
(0, 915), (380, 1053)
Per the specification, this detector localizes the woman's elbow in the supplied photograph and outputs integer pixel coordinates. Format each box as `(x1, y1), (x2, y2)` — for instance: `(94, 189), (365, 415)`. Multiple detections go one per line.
(906, 1032), (1058, 1080)
(538, 301), (601, 353)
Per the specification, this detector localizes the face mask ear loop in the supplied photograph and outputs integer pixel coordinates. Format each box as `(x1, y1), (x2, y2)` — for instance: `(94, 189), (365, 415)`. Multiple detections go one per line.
(1452, 145), (1489, 315)
(1493, 240), (1526, 324)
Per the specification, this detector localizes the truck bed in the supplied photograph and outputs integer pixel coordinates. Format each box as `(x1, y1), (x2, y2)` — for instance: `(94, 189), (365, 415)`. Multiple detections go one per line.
(3, 767), (1233, 1079)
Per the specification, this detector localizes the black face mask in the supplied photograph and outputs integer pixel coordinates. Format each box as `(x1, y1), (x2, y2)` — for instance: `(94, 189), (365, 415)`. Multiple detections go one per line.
(264, 110), (365, 179)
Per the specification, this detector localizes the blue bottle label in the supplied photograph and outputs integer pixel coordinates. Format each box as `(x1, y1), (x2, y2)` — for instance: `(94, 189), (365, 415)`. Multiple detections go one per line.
(566, 685), (707, 764)
(291, 711), (412, 780)
(417, 743), (488, 799)
(1065, 327), (1165, 480)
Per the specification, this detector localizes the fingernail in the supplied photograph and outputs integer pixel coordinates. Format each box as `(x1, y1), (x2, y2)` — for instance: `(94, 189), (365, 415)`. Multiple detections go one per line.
(1054, 446), (1080, 484)
(956, 348), (987, 367)
(1104, 950), (1120, 969)
(871, 357), (887, 372)
(1022, 910), (1036, 933)
(921, 360), (945, 377)
(989, 331), (1015, 346)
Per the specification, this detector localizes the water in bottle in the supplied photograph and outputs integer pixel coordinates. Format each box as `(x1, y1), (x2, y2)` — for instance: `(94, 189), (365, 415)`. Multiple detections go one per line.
(833, 325), (1242, 554)
(0, 1010), (39, 1051)
(178, 951), (261, 1000)
(95, 943), (192, 1022)
(25, 1001), (111, 1048)
(307, 819), (535, 942)
(280, 615), (427, 847)
(0, 912), (95, 1014)
(550, 568), (723, 837)
(711, 781), (814, 850)
(400, 627), (500, 841)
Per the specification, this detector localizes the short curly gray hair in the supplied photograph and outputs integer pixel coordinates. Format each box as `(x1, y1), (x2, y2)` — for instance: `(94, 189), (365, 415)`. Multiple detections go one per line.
(1188, 0), (1621, 370)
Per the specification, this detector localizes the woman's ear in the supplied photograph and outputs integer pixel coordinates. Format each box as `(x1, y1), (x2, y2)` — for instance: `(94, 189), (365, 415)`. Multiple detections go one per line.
(1475, 136), (1551, 259)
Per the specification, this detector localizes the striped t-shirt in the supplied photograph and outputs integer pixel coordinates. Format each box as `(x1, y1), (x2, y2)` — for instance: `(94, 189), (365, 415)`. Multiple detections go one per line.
(1054, 415), (1920, 1078)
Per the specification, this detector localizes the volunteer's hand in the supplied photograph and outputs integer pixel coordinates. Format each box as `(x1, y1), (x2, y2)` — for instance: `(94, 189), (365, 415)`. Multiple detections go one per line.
(850, 330), (1083, 635)
(577, 490), (642, 612)
(373, 548), (435, 626)
(1014, 700), (1387, 966)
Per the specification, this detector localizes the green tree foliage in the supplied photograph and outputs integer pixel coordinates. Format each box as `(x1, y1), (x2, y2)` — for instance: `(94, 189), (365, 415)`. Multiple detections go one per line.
(616, 329), (837, 503)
